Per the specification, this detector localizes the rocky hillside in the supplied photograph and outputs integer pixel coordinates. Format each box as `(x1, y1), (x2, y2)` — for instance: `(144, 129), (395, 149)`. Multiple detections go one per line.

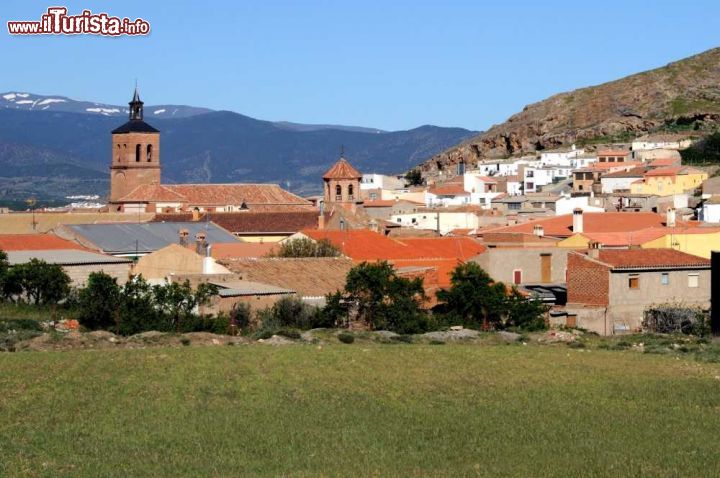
(422, 47), (720, 173)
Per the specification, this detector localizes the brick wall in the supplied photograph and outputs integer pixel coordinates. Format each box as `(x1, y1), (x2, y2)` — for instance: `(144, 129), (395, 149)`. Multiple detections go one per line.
(566, 252), (609, 306)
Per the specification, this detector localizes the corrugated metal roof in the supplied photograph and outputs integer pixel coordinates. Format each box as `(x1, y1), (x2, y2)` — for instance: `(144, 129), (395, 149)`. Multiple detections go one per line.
(65, 222), (239, 255)
(212, 280), (295, 297)
(7, 249), (132, 266)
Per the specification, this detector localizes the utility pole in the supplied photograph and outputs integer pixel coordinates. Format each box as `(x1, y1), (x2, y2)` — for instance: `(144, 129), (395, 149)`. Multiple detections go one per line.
(26, 197), (37, 231)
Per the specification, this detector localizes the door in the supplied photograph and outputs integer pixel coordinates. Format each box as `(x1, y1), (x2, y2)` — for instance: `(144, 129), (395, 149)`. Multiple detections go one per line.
(541, 254), (552, 283)
(513, 269), (522, 285)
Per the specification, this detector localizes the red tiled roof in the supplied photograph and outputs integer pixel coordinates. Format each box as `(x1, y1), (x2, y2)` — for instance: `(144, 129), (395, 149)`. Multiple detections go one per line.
(481, 212), (686, 238)
(122, 183), (312, 208)
(644, 167), (683, 177)
(154, 211), (319, 234)
(167, 184), (312, 207)
(300, 229), (485, 286)
(0, 233), (86, 251)
(598, 149), (630, 156)
(211, 242), (277, 260)
(648, 158), (680, 168)
(588, 161), (642, 172)
(428, 184), (469, 196)
(592, 249), (710, 269)
(322, 158), (362, 179)
(119, 183), (186, 203)
(580, 229), (669, 247)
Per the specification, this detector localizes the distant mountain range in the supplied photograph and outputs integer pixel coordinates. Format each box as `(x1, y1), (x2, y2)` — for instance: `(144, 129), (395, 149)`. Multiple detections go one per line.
(0, 92), (476, 200)
(421, 47), (720, 174)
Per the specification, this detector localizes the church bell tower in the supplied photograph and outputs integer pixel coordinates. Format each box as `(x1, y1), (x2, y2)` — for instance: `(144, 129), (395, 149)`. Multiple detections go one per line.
(109, 86), (161, 207)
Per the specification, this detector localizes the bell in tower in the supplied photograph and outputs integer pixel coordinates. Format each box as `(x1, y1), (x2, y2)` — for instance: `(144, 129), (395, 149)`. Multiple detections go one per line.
(108, 85), (161, 208)
(129, 85), (144, 121)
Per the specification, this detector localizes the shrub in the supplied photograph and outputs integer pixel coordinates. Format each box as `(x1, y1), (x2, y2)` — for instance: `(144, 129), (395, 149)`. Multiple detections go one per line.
(10, 259), (71, 305)
(643, 304), (708, 336)
(276, 328), (301, 340)
(77, 272), (121, 331)
(180, 337), (191, 346)
(273, 238), (340, 258)
(390, 334), (413, 344)
(338, 332), (355, 344)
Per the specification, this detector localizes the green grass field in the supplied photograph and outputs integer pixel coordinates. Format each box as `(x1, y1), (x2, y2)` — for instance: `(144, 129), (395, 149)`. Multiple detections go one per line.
(2, 344), (720, 477)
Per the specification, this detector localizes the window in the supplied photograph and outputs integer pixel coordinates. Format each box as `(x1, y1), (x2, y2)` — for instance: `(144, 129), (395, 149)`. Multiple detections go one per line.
(146, 144), (153, 162)
(628, 274), (640, 289)
(660, 273), (669, 285)
(135, 144), (141, 162)
(369, 192), (377, 200)
(348, 184), (354, 200)
(688, 273), (699, 288)
(508, 202), (521, 210)
(335, 184), (342, 201)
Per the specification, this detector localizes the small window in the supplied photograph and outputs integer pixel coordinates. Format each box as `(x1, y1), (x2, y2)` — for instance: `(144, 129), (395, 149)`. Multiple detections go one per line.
(146, 144), (153, 162)
(628, 274), (640, 289)
(688, 274), (699, 288)
(660, 273), (669, 285)
(135, 144), (141, 162)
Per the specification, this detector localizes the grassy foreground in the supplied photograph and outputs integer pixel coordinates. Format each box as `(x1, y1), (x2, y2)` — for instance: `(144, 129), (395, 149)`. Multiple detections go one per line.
(2, 344), (720, 477)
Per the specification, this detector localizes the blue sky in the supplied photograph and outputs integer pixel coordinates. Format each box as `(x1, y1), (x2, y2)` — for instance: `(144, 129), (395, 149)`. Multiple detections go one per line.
(2, 0), (720, 131)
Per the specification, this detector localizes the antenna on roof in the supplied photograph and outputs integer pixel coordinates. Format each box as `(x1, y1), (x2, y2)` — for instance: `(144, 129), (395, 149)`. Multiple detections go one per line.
(340, 144), (345, 158)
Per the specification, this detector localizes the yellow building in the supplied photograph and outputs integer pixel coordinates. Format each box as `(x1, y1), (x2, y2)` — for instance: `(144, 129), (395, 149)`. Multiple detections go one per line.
(558, 227), (720, 259)
(630, 167), (707, 196)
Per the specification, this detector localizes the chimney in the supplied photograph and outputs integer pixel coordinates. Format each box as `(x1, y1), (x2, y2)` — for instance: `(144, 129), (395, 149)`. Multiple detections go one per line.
(202, 245), (213, 274)
(179, 228), (189, 247)
(533, 224), (544, 238)
(573, 208), (584, 234)
(318, 214), (325, 230)
(195, 231), (207, 255)
(588, 240), (601, 259)
(666, 207), (676, 228)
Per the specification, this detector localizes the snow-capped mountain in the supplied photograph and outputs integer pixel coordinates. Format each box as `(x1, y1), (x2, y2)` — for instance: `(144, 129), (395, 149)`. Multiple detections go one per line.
(0, 92), (212, 118)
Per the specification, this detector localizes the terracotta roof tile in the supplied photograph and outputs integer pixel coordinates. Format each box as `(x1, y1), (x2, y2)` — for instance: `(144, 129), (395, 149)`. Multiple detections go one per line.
(597, 149), (630, 156)
(648, 158), (680, 167)
(592, 249), (710, 269)
(428, 184), (469, 196)
(119, 183), (187, 203)
(0, 233), (86, 251)
(482, 212), (685, 238)
(220, 257), (353, 297)
(165, 184), (312, 207)
(153, 211), (319, 234)
(322, 158), (362, 179)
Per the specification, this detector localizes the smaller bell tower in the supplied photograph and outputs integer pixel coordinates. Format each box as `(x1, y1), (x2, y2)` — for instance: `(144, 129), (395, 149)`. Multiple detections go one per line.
(109, 86), (161, 207)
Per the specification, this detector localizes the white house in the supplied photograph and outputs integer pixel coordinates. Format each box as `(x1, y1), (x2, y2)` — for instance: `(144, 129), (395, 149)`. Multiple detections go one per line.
(474, 161), (519, 177)
(571, 155), (597, 169)
(700, 197), (720, 223)
(523, 166), (556, 193)
(390, 210), (478, 234)
(539, 145), (584, 166)
(600, 168), (646, 194)
(631, 134), (694, 152)
(361, 173), (405, 191)
(425, 182), (470, 207)
(554, 195), (605, 215)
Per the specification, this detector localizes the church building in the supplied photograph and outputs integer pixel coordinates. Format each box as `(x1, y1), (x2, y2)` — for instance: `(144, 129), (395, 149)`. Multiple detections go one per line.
(108, 88), (314, 214)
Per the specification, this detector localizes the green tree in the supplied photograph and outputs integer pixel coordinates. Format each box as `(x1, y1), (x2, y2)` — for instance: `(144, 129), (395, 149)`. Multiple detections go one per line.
(273, 238), (341, 258)
(436, 262), (507, 329)
(343, 261), (428, 333)
(152, 280), (218, 332)
(14, 259), (71, 305)
(404, 168), (423, 186)
(77, 272), (122, 330)
(504, 288), (547, 331)
(118, 276), (161, 335)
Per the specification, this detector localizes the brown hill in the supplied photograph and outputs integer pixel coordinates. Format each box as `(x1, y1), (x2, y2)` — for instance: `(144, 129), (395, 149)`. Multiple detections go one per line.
(421, 47), (720, 173)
